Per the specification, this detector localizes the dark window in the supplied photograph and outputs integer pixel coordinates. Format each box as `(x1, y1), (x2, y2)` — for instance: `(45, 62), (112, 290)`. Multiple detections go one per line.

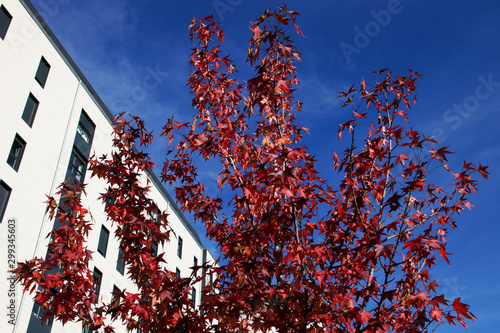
(177, 236), (183, 259)
(22, 93), (39, 127)
(0, 180), (12, 223)
(104, 186), (116, 211)
(83, 325), (96, 333)
(0, 5), (12, 40)
(77, 119), (93, 145)
(97, 226), (109, 257)
(112, 285), (121, 305)
(150, 207), (160, 257)
(176, 268), (181, 279)
(26, 301), (53, 333)
(7, 134), (26, 172)
(192, 287), (197, 307)
(35, 57), (50, 88)
(74, 110), (95, 157)
(66, 147), (87, 184)
(193, 256), (198, 277)
(93, 268), (102, 297)
(116, 248), (125, 275)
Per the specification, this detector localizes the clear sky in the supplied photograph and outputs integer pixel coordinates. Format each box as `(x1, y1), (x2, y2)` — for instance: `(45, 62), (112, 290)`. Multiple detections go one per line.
(30, 0), (500, 331)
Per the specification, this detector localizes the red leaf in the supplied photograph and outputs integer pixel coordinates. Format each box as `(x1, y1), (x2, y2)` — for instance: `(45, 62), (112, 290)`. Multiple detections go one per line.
(375, 244), (394, 258)
(452, 298), (476, 326)
(359, 311), (371, 324)
(439, 247), (451, 265)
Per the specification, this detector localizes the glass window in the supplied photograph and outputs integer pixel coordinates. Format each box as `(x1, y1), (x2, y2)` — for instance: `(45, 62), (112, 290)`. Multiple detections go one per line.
(22, 93), (39, 127)
(93, 268), (102, 297)
(112, 285), (121, 305)
(26, 301), (53, 333)
(0, 5), (12, 40)
(116, 248), (125, 275)
(176, 267), (181, 279)
(97, 225), (109, 257)
(77, 123), (91, 144)
(7, 134), (26, 172)
(66, 147), (87, 184)
(104, 186), (116, 211)
(78, 111), (95, 140)
(193, 256), (198, 277)
(74, 110), (95, 158)
(177, 236), (183, 259)
(0, 180), (12, 223)
(35, 57), (50, 88)
(150, 207), (160, 257)
(192, 287), (197, 307)
(82, 325), (93, 333)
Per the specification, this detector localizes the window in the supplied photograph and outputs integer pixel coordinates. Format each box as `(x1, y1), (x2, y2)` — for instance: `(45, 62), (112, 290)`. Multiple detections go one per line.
(116, 248), (125, 275)
(7, 134), (26, 172)
(112, 285), (121, 306)
(97, 225), (109, 257)
(77, 121), (92, 144)
(35, 57), (50, 88)
(193, 256), (198, 277)
(150, 207), (160, 257)
(92, 268), (103, 297)
(192, 287), (197, 307)
(74, 110), (95, 157)
(177, 236), (183, 259)
(22, 93), (39, 127)
(26, 301), (53, 333)
(104, 186), (116, 212)
(83, 324), (97, 333)
(0, 180), (12, 223)
(66, 147), (86, 183)
(0, 5), (12, 40)
(176, 268), (181, 279)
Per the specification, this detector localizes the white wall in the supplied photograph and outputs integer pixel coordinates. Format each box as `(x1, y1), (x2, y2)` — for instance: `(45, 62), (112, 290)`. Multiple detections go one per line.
(0, 1), (217, 332)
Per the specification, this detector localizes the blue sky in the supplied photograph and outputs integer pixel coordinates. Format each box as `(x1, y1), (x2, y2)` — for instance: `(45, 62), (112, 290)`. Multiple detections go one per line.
(31, 0), (500, 331)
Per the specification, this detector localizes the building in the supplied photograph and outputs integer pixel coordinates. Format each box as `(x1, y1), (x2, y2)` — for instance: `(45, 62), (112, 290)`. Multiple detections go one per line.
(0, 1), (216, 332)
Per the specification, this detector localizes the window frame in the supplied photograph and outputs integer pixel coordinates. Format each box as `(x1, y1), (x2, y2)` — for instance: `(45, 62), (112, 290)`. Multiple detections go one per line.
(92, 268), (103, 297)
(74, 110), (96, 157)
(193, 256), (198, 277)
(22, 93), (39, 127)
(116, 248), (125, 275)
(66, 147), (87, 184)
(112, 285), (121, 306)
(0, 180), (12, 223)
(7, 134), (26, 172)
(97, 225), (110, 257)
(177, 236), (183, 259)
(27, 301), (53, 333)
(34, 57), (51, 88)
(0, 5), (12, 40)
(192, 286), (197, 307)
(77, 110), (95, 142)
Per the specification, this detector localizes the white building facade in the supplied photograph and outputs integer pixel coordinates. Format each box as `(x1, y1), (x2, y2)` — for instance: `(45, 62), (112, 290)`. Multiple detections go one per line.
(0, 1), (216, 332)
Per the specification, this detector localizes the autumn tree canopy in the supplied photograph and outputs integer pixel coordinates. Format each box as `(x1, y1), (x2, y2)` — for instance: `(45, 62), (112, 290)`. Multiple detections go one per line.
(15, 5), (488, 333)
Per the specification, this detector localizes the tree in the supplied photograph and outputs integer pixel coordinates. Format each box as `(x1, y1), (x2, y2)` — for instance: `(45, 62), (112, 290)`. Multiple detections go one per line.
(15, 5), (488, 333)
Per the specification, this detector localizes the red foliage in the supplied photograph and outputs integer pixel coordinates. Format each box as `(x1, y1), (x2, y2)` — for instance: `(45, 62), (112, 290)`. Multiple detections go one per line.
(15, 5), (487, 333)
